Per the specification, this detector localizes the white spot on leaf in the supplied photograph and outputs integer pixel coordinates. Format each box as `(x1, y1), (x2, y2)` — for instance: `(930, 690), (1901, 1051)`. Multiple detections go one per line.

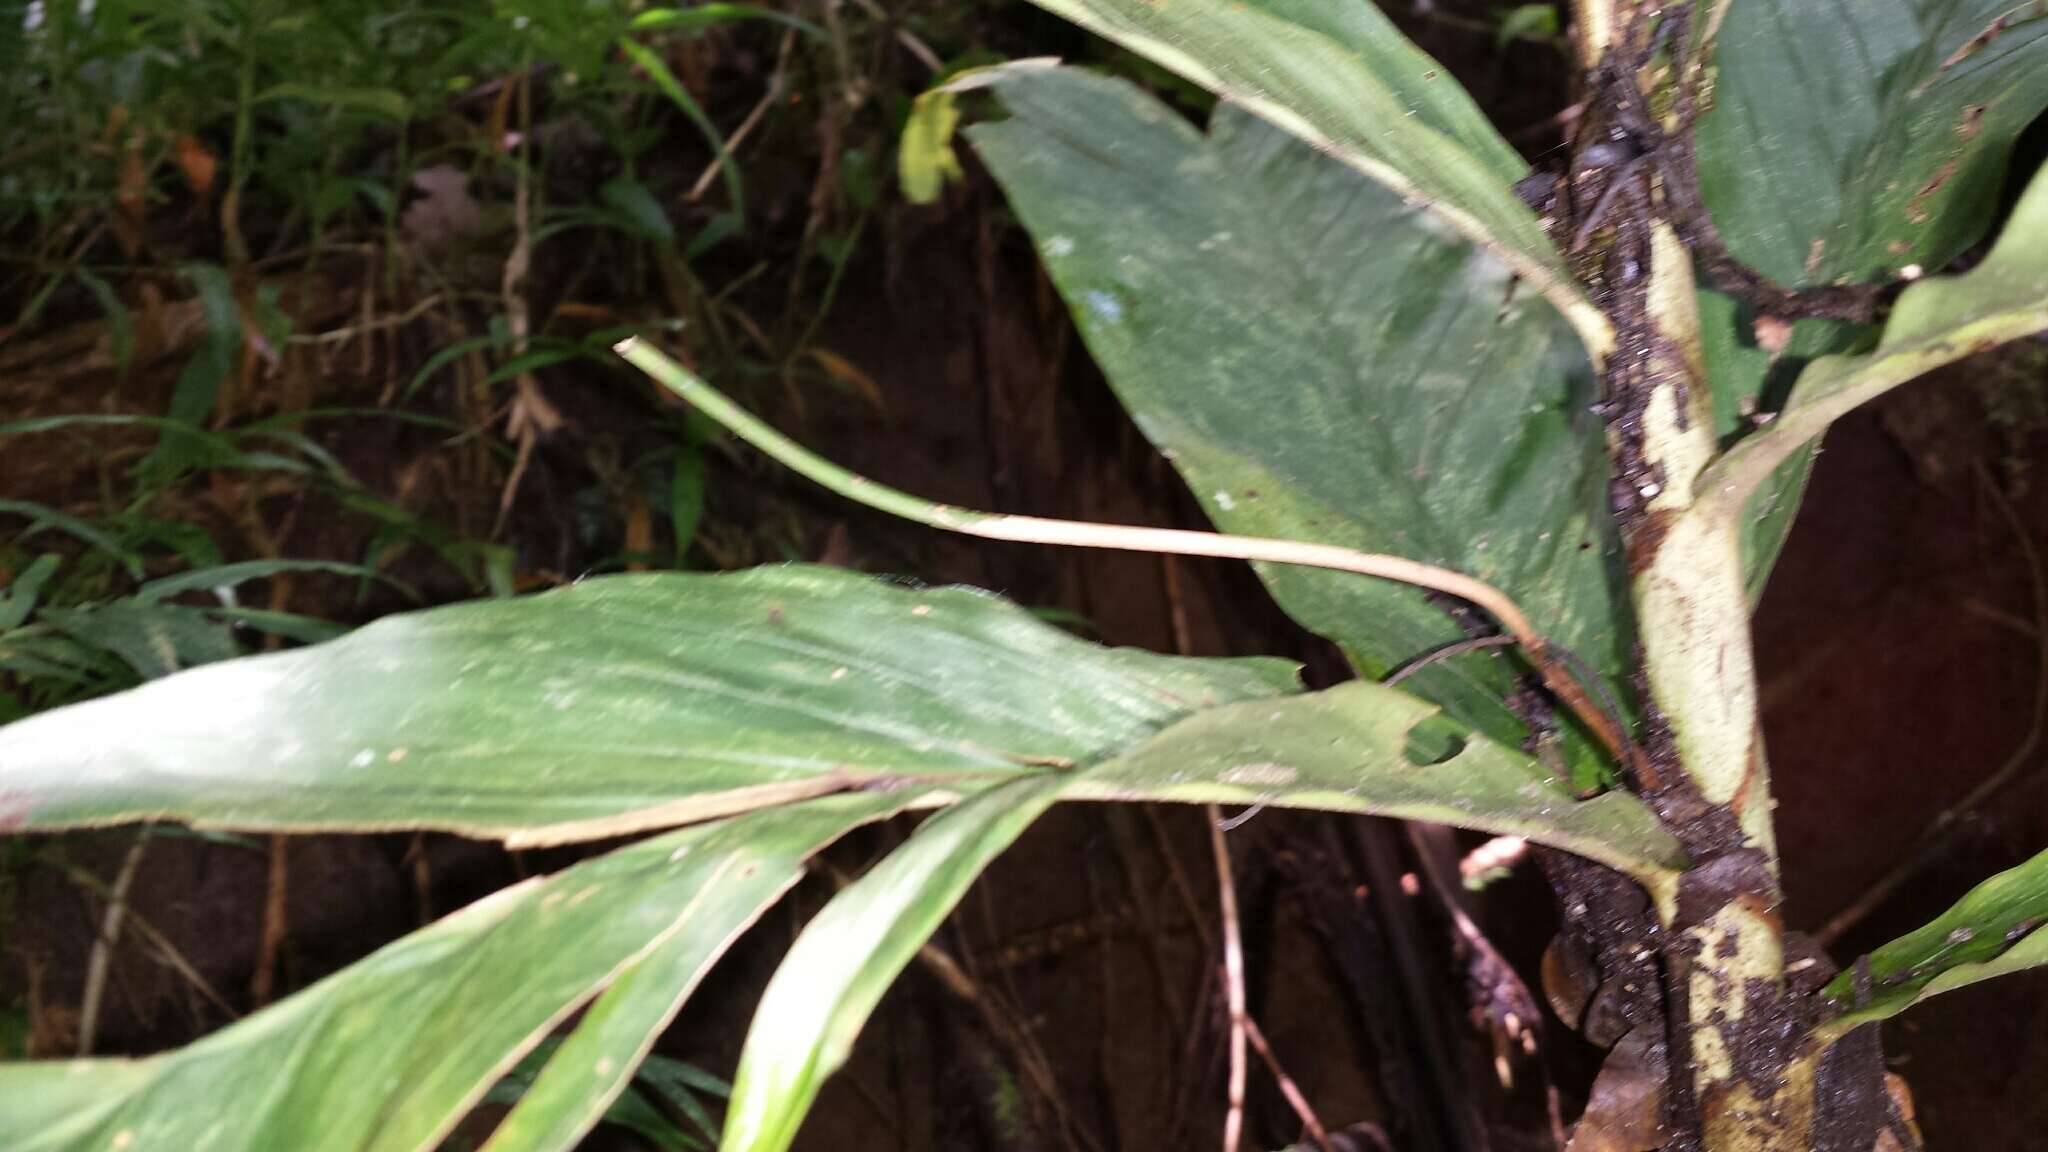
(1219, 762), (1297, 787)
(1084, 290), (1123, 325)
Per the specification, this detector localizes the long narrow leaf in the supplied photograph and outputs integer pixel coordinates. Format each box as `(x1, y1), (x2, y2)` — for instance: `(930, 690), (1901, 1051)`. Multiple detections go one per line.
(0, 567), (1297, 844)
(138, 263), (241, 488)
(0, 794), (916, 1152)
(1818, 845), (2048, 1039)
(135, 558), (418, 605)
(721, 773), (1067, 1152)
(0, 500), (143, 579)
(619, 38), (744, 225)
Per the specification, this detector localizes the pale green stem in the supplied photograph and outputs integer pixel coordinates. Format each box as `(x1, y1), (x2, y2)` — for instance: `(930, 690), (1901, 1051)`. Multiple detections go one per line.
(613, 336), (1631, 764)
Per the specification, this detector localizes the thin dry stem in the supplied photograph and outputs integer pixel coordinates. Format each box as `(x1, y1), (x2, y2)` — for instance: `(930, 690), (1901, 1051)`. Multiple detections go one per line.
(1242, 1016), (1338, 1152)
(77, 833), (148, 1055)
(614, 337), (1634, 773)
(250, 834), (289, 1007)
(1210, 804), (1247, 1152)
(689, 29), (797, 202)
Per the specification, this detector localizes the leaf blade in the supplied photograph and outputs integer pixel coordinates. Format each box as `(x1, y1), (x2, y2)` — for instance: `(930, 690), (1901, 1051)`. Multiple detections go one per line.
(1010, 4), (1606, 353)
(968, 66), (1628, 783)
(1067, 680), (1687, 887)
(0, 795), (912, 1152)
(1696, 163), (2048, 527)
(1693, 0), (2048, 589)
(1819, 844), (2048, 1037)
(721, 774), (1067, 1152)
(0, 566), (1298, 843)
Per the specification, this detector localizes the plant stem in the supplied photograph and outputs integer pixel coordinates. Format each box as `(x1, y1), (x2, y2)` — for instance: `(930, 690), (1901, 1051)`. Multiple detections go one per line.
(614, 337), (1630, 766)
(1209, 805), (1246, 1152)
(77, 833), (148, 1056)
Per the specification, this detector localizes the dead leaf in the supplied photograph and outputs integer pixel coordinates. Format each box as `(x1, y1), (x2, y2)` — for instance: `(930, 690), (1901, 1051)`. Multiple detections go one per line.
(1565, 1027), (1668, 1152)
(1542, 932), (1598, 1032)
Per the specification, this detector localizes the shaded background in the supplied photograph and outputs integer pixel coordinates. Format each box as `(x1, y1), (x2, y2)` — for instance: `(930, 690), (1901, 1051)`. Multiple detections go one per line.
(1, 2), (2043, 1148)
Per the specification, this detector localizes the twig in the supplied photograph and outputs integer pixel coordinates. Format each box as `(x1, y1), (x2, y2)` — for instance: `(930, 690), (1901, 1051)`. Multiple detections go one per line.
(495, 65), (561, 537)
(1215, 803), (1269, 832)
(1819, 465), (2048, 946)
(1209, 806), (1250, 1152)
(250, 835), (289, 1007)
(1242, 1016), (1338, 1152)
(406, 832), (435, 924)
(285, 293), (441, 345)
(846, 0), (944, 72)
(689, 29), (798, 202)
(77, 833), (149, 1055)
(1209, 805), (1247, 1152)
(1385, 634), (1518, 686)
(614, 338), (1631, 771)
(64, 859), (239, 1025)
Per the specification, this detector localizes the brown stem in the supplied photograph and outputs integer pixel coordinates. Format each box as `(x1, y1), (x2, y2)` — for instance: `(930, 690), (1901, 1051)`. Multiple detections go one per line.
(77, 833), (148, 1055)
(1209, 804), (1247, 1152)
(1242, 1016), (1338, 1152)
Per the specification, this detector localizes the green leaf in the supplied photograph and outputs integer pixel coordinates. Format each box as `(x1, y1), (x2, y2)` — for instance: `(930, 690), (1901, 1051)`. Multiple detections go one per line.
(898, 88), (964, 205)
(1818, 845), (2048, 1038)
(1696, 162), (2048, 531)
(1069, 680), (1686, 887)
(39, 602), (242, 680)
(1496, 4), (1560, 49)
(969, 66), (1627, 784)
(631, 3), (824, 39)
(134, 559), (417, 605)
(1694, 290), (1827, 602)
(1012, 2), (1607, 353)
(668, 443), (705, 566)
(1695, 0), (2048, 591)
(637, 1056), (729, 1138)
(0, 795), (910, 1152)
(600, 178), (676, 244)
(0, 500), (144, 579)
(406, 333), (504, 400)
(74, 269), (133, 374)
(479, 916), (722, 1152)
(203, 606), (349, 645)
(722, 774), (1067, 1152)
(719, 675), (1686, 1152)
(139, 264), (241, 490)
(484, 1042), (700, 1152)
(0, 566), (1297, 844)
(0, 554), (61, 630)
(1697, 0), (2048, 288)
(254, 83), (409, 119)
(619, 37), (743, 226)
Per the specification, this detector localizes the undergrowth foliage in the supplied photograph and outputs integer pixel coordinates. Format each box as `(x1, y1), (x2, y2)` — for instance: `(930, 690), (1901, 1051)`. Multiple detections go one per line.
(3, 2), (2048, 1152)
